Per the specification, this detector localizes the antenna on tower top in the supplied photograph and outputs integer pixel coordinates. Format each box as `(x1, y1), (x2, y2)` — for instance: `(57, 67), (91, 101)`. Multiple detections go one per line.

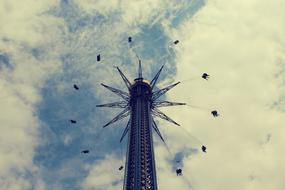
(128, 36), (143, 79)
(138, 60), (142, 79)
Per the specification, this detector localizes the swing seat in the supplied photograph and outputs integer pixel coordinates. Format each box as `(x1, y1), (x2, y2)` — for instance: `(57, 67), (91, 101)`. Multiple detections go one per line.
(176, 168), (182, 176)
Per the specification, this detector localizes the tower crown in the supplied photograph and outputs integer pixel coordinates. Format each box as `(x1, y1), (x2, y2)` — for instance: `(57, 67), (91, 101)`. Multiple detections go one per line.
(131, 79), (151, 88)
(130, 79), (152, 98)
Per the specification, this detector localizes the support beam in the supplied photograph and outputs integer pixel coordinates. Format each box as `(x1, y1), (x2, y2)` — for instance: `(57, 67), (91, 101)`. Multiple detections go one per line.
(152, 82), (180, 101)
(120, 119), (131, 142)
(152, 119), (165, 143)
(152, 101), (186, 108)
(101, 83), (130, 101)
(150, 65), (164, 89)
(103, 108), (130, 128)
(116, 67), (132, 90)
(152, 108), (180, 126)
(96, 101), (128, 108)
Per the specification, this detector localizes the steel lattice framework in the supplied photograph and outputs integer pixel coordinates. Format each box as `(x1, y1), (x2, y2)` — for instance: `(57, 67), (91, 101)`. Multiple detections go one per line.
(97, 63), (185, 190)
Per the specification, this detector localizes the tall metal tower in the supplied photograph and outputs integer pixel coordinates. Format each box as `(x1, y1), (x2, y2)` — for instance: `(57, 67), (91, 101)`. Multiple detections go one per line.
(97, 62), (185, 190)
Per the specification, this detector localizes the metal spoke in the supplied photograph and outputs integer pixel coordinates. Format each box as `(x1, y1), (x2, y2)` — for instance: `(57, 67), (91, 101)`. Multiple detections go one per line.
(96, 101), (128, 108)
(101, 83), (130, 101)
(103, 108), (130, 128)
(120, 119), (131, 142)
(152, 119), (165, 143)
(152, 100), (186, 108)
(116, 67), (132, 90)
(150, 65), (164, 89)
(152, 82), (180, 101)
(152, 108), (180, 126)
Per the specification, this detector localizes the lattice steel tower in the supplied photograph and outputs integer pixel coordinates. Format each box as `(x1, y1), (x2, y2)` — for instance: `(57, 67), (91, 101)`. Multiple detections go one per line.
(97, 62), (185, 190)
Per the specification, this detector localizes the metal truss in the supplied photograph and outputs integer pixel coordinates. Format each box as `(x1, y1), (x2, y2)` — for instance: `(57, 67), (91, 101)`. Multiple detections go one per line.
(152, 108), (180, 126)
(151, 82), (180, 101)
(96, 101), (128, 108)
(152, 118), (165, 143)
(103, 107), (130, 128)
(152, 100), (186, 108)
(116, 67), (132, 90)
(120, 119), (131, 142)
(101, 83), (130, 101)
(150, 65), (164, 89)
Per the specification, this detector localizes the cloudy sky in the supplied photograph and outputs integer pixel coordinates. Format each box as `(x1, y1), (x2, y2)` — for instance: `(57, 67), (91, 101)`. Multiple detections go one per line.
(1, 0), (285, 190)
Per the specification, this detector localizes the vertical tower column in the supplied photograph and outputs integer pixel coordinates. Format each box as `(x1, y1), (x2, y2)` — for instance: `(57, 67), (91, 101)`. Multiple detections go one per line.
(124, 80), (157, 190)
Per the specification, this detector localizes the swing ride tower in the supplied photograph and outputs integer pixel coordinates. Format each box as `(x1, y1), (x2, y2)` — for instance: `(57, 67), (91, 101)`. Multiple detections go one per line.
(97, 62), (185, 190)
(126, 74), (157, 189)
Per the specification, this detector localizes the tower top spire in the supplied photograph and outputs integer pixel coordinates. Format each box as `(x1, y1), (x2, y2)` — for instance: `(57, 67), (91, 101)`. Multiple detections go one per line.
(138, 60), (142, 79)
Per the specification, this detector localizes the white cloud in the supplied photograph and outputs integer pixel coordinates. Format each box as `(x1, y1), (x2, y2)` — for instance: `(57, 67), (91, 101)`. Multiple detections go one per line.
(74, 0), (163, 25)
(161, 0), (285, 189)
(74, 0), (192, 27)
(119, 0), (164, 25)
(74, 0), (119, 15)
(82, 155), (123, 190)
(0, 0), (60, 46)
(0, 1), (64, 189)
